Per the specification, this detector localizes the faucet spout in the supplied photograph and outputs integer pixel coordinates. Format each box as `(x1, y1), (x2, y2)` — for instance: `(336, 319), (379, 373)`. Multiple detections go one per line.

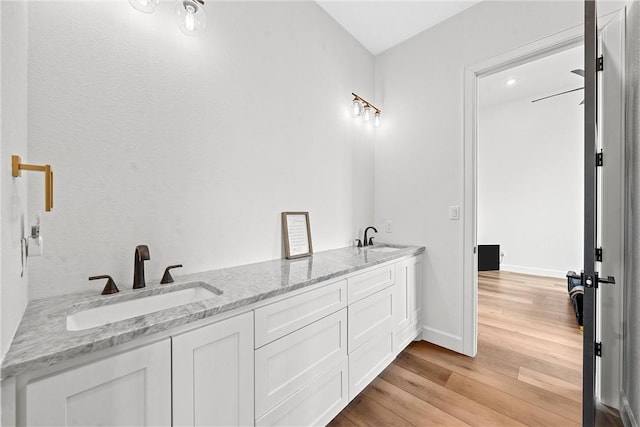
(133, 245), (150, 289)
(363, 226), (378, 247)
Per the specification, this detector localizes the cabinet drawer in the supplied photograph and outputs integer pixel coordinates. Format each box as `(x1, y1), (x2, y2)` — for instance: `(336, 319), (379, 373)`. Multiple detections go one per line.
(347, 265), (394, 303)
(255, 308), (347, 418)
(255, 279), (347, 348)
(348, 287), (393, 353)
(255, 357), (348, 427)
(348, 329), (394, 400)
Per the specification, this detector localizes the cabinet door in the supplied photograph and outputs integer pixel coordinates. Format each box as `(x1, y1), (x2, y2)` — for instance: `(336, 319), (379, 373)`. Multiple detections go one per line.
(408, 255), (422, 324)
(173, 311), (254, 427)
(25, 339), (171, 426)
(394, 259), (411, 332)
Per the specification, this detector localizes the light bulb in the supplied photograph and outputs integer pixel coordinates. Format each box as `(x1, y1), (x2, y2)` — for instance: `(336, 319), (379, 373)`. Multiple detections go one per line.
(363, 105), (372, 121)
(184, 5), (196, 32)
(351, 100), (364, 118)
(373, 112), (381, 128)
(129, 0), (159, 13)
(176, 0), (206, 36)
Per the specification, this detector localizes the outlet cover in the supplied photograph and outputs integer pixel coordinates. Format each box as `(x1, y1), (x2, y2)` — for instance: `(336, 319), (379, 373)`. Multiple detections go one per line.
(385, 220), (393, 233)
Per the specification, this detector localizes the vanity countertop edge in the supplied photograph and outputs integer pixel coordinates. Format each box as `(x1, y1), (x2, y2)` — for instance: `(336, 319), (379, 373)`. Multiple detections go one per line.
(1, 244), (425, 380)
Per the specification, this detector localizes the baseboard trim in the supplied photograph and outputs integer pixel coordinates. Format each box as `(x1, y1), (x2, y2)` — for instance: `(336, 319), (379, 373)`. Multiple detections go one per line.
(421, 326), (464, 354)
(621, 392), (638, 427)
(500, 264), (567, 278)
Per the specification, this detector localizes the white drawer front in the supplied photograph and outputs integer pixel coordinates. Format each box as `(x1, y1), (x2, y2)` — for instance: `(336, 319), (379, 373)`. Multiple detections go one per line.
(254, 279), (347, 348)
(255, 308), (347, 418)
(255, 357), (348, 427)
(347, 265), (394, 303)
(348, 287), (393, 353)
(348, 329), (394, 400)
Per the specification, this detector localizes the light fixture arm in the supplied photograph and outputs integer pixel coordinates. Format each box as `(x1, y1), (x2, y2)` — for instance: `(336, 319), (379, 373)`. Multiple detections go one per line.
(351, 92), (381, 114)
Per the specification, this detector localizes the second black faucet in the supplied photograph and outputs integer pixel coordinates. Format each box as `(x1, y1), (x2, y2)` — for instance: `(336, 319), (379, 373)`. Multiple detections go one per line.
(363, 226), (377, 246)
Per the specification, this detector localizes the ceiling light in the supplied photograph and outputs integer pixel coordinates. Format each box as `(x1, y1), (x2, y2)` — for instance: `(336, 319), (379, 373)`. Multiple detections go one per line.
(506, 79), (517, 86)
(351, 92), (381, 127)
(176, 0), (206, 36)
(129, 0), (159, 13)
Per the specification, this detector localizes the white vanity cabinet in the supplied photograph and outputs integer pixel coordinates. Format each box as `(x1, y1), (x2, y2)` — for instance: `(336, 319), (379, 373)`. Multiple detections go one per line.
(24, 339), (172, 426)
(172, 311), (254, 427)
(393, 255), (423, 353)
(6, 251), (424, 427)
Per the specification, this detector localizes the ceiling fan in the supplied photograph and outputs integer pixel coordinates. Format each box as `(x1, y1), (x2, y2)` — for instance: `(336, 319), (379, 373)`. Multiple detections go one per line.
(531, 69), (584, 105)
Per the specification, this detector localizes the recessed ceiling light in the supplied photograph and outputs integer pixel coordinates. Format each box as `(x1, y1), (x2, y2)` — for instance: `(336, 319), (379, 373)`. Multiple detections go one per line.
(506, 79), (517, 86)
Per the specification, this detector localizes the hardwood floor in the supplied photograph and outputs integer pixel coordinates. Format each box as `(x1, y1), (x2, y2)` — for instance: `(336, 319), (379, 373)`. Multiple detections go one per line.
(328, 271), (621, 426)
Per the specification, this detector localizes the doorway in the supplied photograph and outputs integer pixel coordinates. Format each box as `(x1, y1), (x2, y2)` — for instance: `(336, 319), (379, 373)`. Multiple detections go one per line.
(474, 44), (586, 422)
(463, 8), (626, 420)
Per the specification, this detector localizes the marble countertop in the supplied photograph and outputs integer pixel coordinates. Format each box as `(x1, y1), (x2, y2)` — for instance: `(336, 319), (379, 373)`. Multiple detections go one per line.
(1, 244), (424, 380)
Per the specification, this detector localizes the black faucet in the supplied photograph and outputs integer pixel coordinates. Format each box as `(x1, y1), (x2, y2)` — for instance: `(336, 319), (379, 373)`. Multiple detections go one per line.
(133, 245), (150, 289)
(363, 226), (377, 246)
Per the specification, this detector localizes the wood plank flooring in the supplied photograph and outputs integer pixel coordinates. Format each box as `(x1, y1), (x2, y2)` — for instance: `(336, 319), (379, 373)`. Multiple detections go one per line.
(327, 271), (620, 426)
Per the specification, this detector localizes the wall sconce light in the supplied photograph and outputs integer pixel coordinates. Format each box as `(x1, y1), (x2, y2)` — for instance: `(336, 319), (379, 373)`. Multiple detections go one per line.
(176, 0), (206, 36)
(351, 93), (381, 127)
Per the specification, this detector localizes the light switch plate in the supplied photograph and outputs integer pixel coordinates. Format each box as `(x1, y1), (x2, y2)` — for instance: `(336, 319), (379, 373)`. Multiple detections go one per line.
(449, 206), (460, 220)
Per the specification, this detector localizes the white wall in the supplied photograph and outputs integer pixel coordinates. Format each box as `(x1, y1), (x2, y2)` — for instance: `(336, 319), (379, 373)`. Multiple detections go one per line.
(1, 0), (29, 360)
(477, 92), (584, 278)
(26, 1), (375, 299)
(374, 0), (623, 353)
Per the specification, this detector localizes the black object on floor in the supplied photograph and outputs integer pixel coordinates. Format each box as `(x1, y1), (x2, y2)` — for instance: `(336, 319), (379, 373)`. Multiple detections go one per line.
(566, 271), (584, 329)
(478, 245), (500, 271)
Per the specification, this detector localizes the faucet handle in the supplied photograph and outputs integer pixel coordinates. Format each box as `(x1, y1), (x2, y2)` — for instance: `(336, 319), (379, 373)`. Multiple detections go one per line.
(160, 264), (183, 284)
(368, 237), (375, 246)
(89, 275), (119, 295)
(355, 239), (362, 248)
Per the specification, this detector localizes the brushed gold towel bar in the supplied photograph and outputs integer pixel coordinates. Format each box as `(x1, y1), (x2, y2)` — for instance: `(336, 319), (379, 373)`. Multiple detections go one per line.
(11, 155), (54, 212)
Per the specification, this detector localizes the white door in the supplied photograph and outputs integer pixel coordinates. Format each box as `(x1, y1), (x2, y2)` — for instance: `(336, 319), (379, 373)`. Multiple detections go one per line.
(172, 311), (254, 427)
(25, 339), (171, 426)
(597, 5), (625, 411)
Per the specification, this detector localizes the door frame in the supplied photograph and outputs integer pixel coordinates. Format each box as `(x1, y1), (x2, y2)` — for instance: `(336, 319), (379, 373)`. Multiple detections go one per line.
(462, 10), (625, 407)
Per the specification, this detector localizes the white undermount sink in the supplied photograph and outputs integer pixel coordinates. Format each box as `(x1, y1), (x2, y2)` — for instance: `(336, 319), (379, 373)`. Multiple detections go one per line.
(367, 245), (407, 253)
(66, 283), (220, 331)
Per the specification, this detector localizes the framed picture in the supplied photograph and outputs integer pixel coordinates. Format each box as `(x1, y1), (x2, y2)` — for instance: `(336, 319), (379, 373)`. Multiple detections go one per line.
(282, 212), (313, 259)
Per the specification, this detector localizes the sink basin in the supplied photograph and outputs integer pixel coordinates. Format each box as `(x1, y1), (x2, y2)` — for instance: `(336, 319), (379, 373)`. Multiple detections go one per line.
(367, 244), (408, 253)
(67, 283), (221, 331)
(368, 247), (402, 253)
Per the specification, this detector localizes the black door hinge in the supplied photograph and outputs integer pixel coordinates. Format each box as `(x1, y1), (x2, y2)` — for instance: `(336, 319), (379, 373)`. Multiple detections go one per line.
(595, 342), (602, 357)
(596, 151), (604, 167)
(597, 56), (604, 72)
(595, 247), (603, 262)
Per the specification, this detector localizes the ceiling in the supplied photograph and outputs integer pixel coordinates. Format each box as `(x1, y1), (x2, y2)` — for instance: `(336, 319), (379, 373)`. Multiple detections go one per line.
(316, 1), (480, 55)
(479, 45), (585, 108)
